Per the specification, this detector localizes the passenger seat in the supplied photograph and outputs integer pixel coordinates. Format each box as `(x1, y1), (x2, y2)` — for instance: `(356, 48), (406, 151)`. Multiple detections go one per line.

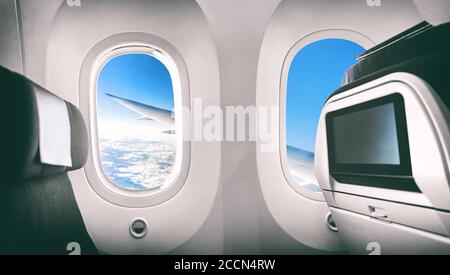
(0, 66), (97, 255)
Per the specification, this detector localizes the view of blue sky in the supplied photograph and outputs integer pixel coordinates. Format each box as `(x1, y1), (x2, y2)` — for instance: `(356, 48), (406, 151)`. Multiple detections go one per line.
(286, 39), (365, 152)
(97, 54), (174, 139)
(97, 53), (177, 190)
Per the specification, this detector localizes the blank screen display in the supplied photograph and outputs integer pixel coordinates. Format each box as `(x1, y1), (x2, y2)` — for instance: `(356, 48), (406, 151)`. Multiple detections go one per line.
(332, 103), (400, 165)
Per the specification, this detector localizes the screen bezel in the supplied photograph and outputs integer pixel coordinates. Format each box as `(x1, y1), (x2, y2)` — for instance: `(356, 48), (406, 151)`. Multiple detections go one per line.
(326, 93), (413, 178)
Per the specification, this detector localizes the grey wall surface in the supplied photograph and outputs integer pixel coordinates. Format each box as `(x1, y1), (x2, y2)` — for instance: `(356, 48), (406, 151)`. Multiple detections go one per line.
(0, 0), (22, 73)
(196, 0), (322, 254)
(0, 0), (63, 83)
(19, 0), (64, 84)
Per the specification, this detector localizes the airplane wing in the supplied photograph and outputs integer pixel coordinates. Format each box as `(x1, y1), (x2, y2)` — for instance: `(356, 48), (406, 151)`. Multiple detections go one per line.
(106, 93), (175, 128)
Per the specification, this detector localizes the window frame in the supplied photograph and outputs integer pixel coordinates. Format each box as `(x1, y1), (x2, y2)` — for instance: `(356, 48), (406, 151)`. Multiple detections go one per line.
(279, 30), (374, 201)
(80, 33), (191, 207)
(95, 46), (182, 192)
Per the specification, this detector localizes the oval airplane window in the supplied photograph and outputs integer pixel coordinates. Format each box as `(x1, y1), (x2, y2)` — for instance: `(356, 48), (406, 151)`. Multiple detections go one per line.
(285, 39), (365, 193)
(96, 53), (179, 191)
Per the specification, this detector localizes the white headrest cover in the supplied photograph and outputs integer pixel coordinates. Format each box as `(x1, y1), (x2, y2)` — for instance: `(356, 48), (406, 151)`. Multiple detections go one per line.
(34, 88), (72, 167)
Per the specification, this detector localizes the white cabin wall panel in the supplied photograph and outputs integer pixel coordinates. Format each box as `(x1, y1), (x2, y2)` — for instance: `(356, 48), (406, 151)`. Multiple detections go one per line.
(414, 0), (450, 26)
(46, 0), (222, 254)
(169, 187), (224, 255)
(197, 0), (321, 254)
(0, 0), (22, 73)
(18, 0), (63, 85)
(46, 0), (215, 104)
(197, 0), (281, 254)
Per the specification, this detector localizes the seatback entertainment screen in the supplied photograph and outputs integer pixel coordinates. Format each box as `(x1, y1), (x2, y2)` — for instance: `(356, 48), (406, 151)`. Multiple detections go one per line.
(326, 93), (419, 192)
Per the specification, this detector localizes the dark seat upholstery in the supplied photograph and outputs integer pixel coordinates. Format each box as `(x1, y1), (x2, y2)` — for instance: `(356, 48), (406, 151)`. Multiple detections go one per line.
(334, 22), (450, 110)
(0, 66), (97, 255)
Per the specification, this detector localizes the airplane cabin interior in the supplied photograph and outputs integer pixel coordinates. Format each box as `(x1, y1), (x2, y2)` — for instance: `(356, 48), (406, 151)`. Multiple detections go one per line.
(0, 0), (450, 258)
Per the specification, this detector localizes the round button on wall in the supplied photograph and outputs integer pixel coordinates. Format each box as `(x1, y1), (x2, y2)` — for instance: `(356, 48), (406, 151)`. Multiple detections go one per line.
(325, 213), (338, 232)
(130, 218), (148, 239)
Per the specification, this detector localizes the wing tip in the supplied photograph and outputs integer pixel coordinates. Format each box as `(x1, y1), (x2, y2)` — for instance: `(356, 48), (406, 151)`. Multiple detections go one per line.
(105, 93), (118, 99)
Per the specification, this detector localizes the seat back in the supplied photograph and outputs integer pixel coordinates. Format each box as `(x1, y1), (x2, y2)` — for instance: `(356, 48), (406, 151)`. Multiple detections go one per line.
(0, 66), (97, 255)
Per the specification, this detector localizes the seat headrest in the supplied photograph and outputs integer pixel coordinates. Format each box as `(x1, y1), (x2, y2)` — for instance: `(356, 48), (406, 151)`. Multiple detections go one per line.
(1, 66), (88, 180)
(332, 22), (450, 110)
